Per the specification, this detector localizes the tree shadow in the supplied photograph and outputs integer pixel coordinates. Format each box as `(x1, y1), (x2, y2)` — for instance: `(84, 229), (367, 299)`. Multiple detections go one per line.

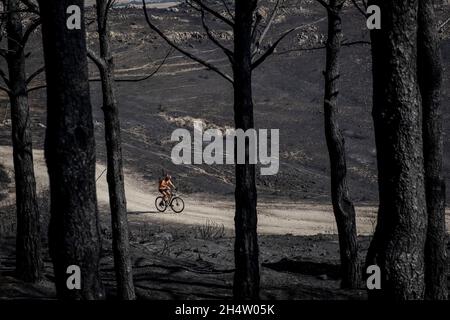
(263, 258), (341, 280)
(128, 210), (159, 215)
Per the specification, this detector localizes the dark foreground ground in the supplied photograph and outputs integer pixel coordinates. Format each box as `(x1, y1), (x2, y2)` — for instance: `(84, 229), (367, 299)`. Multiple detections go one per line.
(0, 223), (371, 299)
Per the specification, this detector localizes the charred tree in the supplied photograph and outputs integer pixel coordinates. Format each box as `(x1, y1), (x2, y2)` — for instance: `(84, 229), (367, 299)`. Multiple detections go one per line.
(367, 0), (427, 299)
(88, 0), (135, 300)
(232, 0), (260, 300)
(38, 0), (104, 299)
(143, 0), (299, 299)
(418, 0), (447, 300)
(319, 0), (361, 289)
(4, 0), (42, 283)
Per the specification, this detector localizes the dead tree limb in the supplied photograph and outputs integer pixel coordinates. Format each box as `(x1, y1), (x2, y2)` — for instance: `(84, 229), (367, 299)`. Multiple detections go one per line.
(25, 65), (44, 85)
(252, 0), (280, 56)
(142, 0), (233, 84)
(0, 68), (10, 87)
(88, 48), (173, 83)
(219, 0), (234, 20)
(190, 0), (234, 27)
(87, 47), (107, 70)
(350, 0), (368, 18)
(27, 49), (172, 92)
(0, 83), (11, 94)
(185, 1), (234, 62)
(200, 9), (234, 63)
(251, 17), (327, 70)
(21, 17), (40, 48)
(19, 0), (39, 14)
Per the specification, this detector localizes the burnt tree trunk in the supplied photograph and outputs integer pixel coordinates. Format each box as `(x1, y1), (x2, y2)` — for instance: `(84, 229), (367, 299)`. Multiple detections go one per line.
(368, 0), (427, 299)
(322, 0), (360, 289)
(38, 0), (105, 299)
(418, 0), (447, 300)
(232, 0), (260, 300)
(5, 0), (42, 283)
(94, 0), (135, 300)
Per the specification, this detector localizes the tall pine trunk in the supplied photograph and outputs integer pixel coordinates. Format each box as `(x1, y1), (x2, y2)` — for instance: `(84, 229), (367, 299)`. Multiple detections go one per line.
(232, 0), (260, 300)
(95, 0), (135, 300)
(418, 0), (448, 300)
(367, 0), (427, 299)
(38, 0), (105, 299)
(5, 0), (42, 282)
(322, 0), (360, 289)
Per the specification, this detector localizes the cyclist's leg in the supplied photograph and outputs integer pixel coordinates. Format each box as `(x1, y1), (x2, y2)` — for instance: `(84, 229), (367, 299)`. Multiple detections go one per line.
(162, 190), (170, 202)
(159, 189), (167, 202)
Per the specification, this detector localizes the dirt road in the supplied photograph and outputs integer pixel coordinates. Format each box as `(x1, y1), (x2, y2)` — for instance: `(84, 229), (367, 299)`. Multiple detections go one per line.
(2, 146), (449, 236)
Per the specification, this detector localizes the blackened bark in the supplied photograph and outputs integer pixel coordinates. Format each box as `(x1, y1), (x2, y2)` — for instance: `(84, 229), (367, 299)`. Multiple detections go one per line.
(5, 0), (42, 282)
(95, 0), (135, 300)
(418, 0), (447, 300)
(38, 0), (105, 299)
(368, 0), (427, 299)
(322, 0), (360, 289)
(232, 0), (260, 300)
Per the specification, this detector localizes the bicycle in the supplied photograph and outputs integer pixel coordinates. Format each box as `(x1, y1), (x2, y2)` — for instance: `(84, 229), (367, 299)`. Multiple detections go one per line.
(155, 190), (185, 213)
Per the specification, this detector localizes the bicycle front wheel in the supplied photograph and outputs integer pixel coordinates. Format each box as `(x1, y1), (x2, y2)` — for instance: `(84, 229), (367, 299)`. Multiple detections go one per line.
(155, 196), (167, 212)
(170, 197), (185, 213)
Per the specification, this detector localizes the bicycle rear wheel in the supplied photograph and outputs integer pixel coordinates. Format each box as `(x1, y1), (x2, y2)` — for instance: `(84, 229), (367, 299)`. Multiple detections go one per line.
(155, 196), (167, 212)
(170, 197), (185, 213)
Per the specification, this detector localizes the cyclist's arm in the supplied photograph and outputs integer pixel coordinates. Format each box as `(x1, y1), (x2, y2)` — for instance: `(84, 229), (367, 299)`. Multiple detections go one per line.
(168, 180), (176, 189)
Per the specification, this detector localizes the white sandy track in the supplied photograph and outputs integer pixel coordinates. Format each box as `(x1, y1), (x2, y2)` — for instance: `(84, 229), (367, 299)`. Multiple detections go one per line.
(2, 146), (449, 236)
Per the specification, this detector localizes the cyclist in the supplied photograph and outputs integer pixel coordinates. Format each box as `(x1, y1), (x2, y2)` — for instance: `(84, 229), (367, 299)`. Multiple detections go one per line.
(159, 174), (175, 202)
